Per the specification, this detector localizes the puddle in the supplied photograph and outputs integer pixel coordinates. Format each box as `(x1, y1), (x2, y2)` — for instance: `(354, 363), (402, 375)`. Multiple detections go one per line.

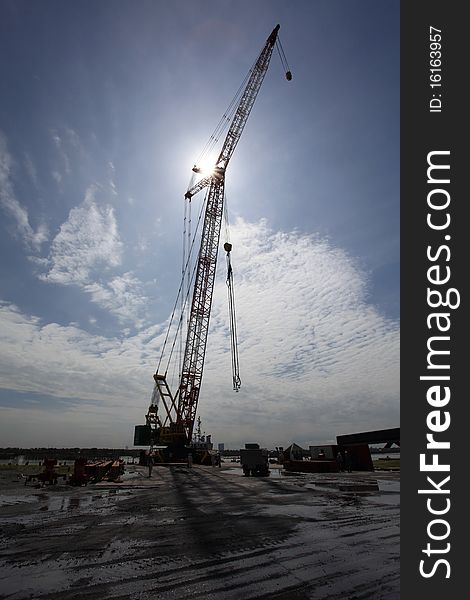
(121, 470), (142, 481)
(41, 488), (129, 512)
(338, 483), (380, 493)
(363, 493), (400, 506)
(377, 479), (400, 493)
(42, 496), (90, 512)
(0, 562), (71, 597)
(262, 502), (323, 519)
(224, 466), (293, 480)
(310, 481), (339, 490)
(101, 537), (135, 562)
(0, 495), (38, 507)
(305, 477), (400, 503)
(152, 506), (170, 512)
(281, 471), (307, 478)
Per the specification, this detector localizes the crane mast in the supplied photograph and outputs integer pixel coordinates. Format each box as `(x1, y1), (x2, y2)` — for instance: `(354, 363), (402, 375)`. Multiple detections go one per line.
(146, 25), (284, 453)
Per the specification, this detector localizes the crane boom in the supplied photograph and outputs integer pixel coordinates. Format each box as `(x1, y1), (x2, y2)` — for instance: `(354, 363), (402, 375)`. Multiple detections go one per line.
(176, 178), (225, 440)
(148, 24), (284, 451)
(185, 24), (280, 199)
(217, 25), (280, 171)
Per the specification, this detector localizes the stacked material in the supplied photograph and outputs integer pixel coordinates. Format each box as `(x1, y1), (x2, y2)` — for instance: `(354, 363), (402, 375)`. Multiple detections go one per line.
(69, 458), (124, 486)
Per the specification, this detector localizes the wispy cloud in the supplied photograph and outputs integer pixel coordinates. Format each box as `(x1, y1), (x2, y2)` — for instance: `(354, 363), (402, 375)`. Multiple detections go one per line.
(24, 153), (39, 188)
(84, 273), (148, 327)
(108, 161), (118, 196)
(39, 186), (149, 327)
(0, 300), (160, 446)
(0, 219), (399, 448)
(202, 218), (400, 446)
(64, 127), (81, 150)
(51, 129), (71, 176)
(0, 301), (156, 401)
(51, 170), (62, 184)
(0, 132), (49, 251)
(40, 185), (122, 286)
(50, 127), (84, 182)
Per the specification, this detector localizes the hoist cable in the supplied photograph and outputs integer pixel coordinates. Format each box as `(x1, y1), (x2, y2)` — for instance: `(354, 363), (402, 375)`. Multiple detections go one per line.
(162, 189), (209, 375)
(179, 201), (186, 379)
(187, 198), (192, 328)
(164, 233), (202, 376)
(156, 190), (208, 375)
(223, 192), (231, 244)
(275, 36), (290, 72)
(223, 192), (241, 391)
(226, 251), (241, 391)
(195, 60), (256, 167)
(197, 71), (249, 162)
(162, 193), (206, 375)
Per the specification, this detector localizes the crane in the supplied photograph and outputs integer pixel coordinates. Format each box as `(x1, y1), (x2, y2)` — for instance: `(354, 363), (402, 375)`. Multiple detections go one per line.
(136, 24), (291, 460)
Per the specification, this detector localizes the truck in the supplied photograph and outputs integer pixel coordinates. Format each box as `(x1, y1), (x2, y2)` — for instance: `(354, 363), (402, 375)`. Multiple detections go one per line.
(240, 443), (269, 476)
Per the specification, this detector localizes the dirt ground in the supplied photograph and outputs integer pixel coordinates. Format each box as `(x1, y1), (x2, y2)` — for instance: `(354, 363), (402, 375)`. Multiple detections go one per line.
(0, 464), (399, 599)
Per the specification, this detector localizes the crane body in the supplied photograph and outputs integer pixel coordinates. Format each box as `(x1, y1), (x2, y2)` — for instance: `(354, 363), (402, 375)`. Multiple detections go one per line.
(136, 25), (289, 459)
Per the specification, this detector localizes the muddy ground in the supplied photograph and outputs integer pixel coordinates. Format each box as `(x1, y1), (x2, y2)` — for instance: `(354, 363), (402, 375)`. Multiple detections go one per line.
(0, 464), (399, 599)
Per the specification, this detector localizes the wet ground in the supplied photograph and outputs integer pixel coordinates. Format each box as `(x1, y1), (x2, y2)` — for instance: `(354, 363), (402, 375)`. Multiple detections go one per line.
(0, 464), (399, 599)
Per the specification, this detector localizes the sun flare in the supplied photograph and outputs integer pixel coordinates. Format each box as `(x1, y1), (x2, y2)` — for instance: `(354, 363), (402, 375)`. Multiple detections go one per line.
(192, 154), (217, 177)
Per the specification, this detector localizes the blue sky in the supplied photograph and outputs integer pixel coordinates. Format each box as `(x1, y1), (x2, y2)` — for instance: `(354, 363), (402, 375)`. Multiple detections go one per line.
(0, 0), (399, 449)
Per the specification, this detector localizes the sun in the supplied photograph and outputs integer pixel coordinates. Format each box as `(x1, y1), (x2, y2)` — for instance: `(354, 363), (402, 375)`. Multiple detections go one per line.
(191, 154), (217, 177)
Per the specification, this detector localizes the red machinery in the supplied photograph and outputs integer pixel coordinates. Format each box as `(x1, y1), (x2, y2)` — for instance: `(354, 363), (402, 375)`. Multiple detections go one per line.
(24, 458), (59, 486)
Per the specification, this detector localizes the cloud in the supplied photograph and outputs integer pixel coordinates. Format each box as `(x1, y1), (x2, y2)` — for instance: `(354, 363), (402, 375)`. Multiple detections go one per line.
(108, 161), (117, 196)
(51, 129), (71, 176)
(49, 127), (84, 182)
(65, 127), (81, 150)
(41, 186), (122, 286)
(200, 218), (400, 446)
(133, 235), (149, 254)
(0, 219), (399, 448)
(37, 186), (151, 327)
(24, 153), (39, 188)
(0, 132), (48, 250)
(51, 170), (62, 184)
(84, 273), (149, 327)
(0, 301), (156, 401)
(38, 187), (150, 326)
(0, 301), (161, 446)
